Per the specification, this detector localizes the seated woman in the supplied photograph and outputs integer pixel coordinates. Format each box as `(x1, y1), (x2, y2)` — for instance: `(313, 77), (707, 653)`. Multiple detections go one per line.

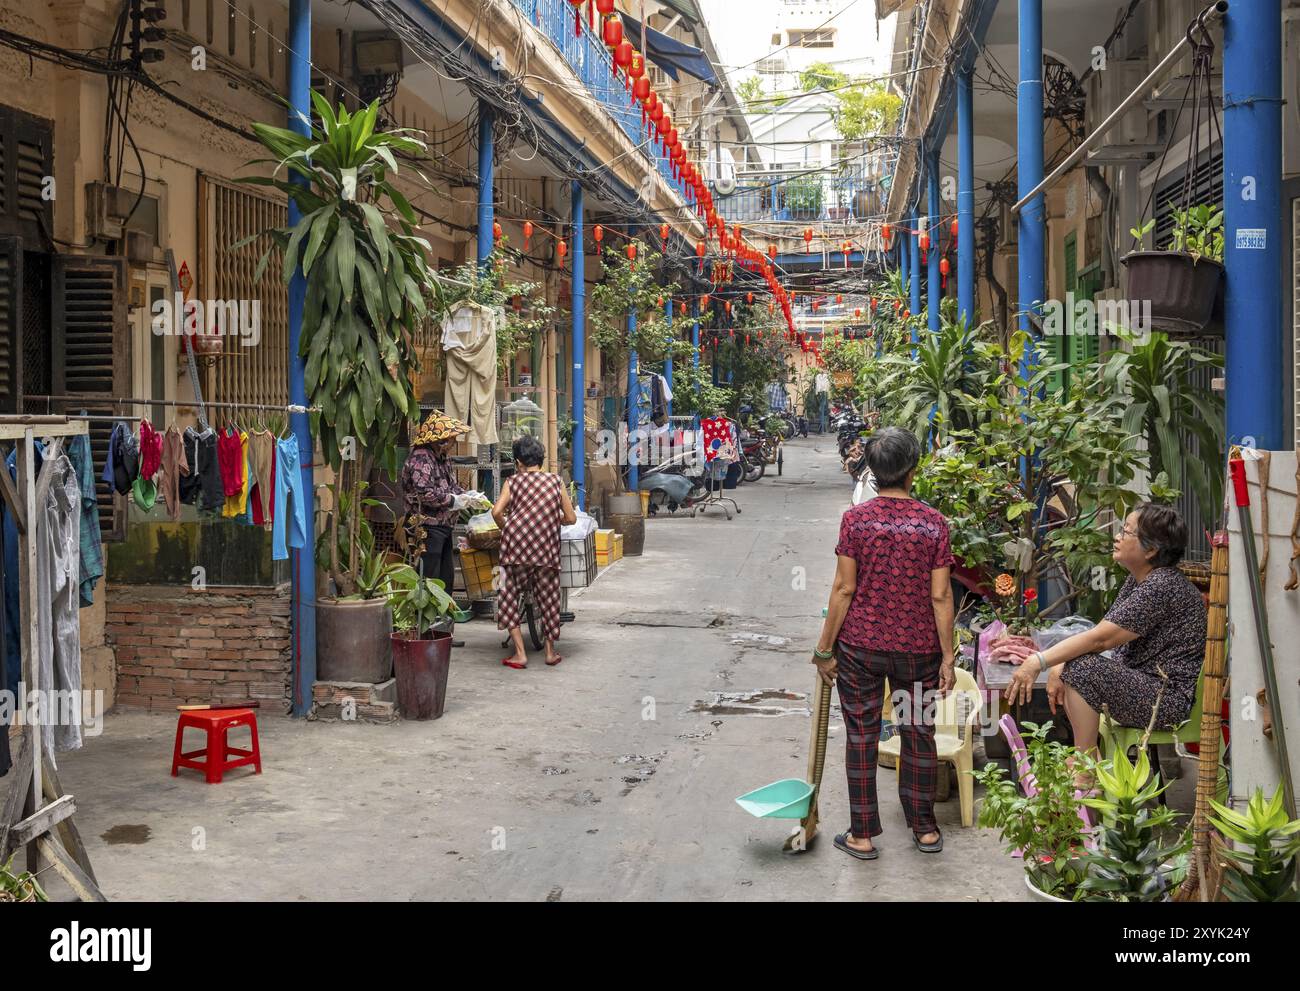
(1005, 503), (1206, 767)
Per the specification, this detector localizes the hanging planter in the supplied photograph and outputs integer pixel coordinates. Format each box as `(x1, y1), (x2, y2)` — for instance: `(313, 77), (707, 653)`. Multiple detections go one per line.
(1121, 250), (1223, 338)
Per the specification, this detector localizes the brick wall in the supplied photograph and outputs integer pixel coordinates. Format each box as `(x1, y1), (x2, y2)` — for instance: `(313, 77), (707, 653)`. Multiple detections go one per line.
(107, 584), (292, 711)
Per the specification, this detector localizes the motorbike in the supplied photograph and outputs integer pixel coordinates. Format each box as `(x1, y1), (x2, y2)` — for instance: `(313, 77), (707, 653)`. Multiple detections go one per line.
(638, 450), (710, 515)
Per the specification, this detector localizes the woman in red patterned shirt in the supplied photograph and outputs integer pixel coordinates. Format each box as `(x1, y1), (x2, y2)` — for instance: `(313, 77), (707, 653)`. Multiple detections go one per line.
(492, 436), (577, 669)
(812, 426), (957, 860)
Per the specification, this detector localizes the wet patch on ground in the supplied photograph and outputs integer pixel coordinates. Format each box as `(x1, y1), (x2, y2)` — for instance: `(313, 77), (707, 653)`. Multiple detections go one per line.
(691, 690), (809, 717)
(100, 824), (152, 845)
(617, 753), (666, 793)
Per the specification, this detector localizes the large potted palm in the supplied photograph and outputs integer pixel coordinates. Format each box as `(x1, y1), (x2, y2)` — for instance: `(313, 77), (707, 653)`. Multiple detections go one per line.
(240, 93), (433, 682)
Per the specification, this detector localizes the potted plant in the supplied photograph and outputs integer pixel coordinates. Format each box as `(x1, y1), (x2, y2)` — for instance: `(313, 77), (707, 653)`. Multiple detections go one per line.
(1208, 785), (1300, 902)
(1078, 744), (1190, 902)
(972, 722), (1095, 901)
(1, 855), (45, 903)
(385, 563), (461, 720)
(1122, 204), (1224, 337)
(240, 93), (432, 681)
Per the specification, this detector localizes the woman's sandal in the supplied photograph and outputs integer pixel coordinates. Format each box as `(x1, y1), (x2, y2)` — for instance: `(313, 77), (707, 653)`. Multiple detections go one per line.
(833, 832), (879, 860)
(545, 654), (563, 666)
(502, 657), (527, 669)
(912, 832), (943, 853)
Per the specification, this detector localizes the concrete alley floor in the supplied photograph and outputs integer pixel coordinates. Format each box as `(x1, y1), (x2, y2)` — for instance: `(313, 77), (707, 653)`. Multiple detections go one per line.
(58, 436), (1031, 901)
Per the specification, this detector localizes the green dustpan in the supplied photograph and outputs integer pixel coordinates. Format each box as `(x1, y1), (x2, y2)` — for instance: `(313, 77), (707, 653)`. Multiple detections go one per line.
(735, 778), (815, 819)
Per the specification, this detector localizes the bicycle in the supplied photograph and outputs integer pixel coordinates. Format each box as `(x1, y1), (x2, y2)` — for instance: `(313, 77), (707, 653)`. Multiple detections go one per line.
(501, 584), (571, 651)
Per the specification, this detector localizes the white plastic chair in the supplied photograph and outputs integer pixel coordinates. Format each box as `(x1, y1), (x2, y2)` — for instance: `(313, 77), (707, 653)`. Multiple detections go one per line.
(879, 668), (982, 827)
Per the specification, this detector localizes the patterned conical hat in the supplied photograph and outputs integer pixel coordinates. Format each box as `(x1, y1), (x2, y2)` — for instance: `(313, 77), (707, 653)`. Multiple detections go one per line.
(412, 409), (470, 447)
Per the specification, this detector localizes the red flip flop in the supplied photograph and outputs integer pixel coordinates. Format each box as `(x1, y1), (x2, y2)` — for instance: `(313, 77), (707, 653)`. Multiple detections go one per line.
(545, 654), (563, 666)
(502, 657), (527, 669)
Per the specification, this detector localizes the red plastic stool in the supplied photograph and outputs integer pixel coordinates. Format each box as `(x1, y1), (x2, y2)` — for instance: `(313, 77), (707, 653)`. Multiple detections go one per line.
(171, 708), (262, 784)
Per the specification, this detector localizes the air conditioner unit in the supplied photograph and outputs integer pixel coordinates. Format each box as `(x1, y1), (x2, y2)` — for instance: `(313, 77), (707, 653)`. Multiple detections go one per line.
(998, 201), (1017, 250)
(1084, 58), (1153, 146)
(85, 181), (137, 241)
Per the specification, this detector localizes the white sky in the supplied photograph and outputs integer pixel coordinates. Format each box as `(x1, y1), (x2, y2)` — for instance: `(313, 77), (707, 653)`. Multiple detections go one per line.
(696, 0), (895, 83)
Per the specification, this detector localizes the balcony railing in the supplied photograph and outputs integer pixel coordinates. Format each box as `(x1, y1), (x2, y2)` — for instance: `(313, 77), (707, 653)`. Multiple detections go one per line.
(717, 168), (886, 224)
(509, 0), (682, 195)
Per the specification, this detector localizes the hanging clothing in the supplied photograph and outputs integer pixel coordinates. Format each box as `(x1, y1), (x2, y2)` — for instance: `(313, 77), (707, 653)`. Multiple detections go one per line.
(103, 421), (139, 496)
(649, 375), (666, 427)
(2, 441), (43, 696)
(246, 430), (276, 526)
(66, 434), (104, 608)
(35, 451), (83, 763)
(220, 429), (249, 518)
(442, 304), (500, 448)
(179, 427), (223, 512)
(138, 419), (163, 481)
(159, 425), (189, 521)
(272, 435), (307, 561)
(766, 381), (789, 412)
(700, 416), (738, 463)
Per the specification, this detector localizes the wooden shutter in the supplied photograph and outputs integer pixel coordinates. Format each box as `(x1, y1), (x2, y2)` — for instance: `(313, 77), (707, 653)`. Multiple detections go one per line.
(51, 255), (129, 541)
(0, 107), (55, 243)
(0, 237), (21, 413)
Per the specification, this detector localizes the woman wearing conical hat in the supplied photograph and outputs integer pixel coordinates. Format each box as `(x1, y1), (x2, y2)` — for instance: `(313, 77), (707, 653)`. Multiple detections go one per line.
(401, 411), (471, 616)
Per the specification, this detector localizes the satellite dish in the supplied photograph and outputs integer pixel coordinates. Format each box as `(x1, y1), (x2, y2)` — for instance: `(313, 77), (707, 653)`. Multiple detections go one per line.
(714, 176), (737, 196)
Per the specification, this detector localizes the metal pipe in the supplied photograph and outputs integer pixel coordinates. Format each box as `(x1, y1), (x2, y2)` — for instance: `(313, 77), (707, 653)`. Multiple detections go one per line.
(908, 213), (921, 343)
(1011, 1), (1229, 214)
(287, 0), (315, 718)
(957, 66), (975, 324)
(1224, 0), (1282, 449)
(477, 104), (495, 267)
(1017, 0), (1045, 368)
(571, 181), (586, 511)
(664, 296), (673, 419)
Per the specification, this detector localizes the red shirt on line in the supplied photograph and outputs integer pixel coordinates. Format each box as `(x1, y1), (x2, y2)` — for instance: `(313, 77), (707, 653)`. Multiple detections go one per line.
(833, 496), (955, 656)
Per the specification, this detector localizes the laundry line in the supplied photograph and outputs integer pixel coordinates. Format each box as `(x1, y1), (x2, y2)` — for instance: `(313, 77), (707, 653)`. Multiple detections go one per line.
(24, 395), (320, 416)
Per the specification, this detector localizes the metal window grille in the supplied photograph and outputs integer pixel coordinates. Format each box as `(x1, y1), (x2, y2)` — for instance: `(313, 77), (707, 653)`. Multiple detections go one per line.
(200, 174), (288, 409)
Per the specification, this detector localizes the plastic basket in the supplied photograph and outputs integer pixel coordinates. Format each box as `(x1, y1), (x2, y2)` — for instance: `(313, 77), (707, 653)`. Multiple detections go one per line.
(459, 547), (499, 601)
(560, 532), (597, 589)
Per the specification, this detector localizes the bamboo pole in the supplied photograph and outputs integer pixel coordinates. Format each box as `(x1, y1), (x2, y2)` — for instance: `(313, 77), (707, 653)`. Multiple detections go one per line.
(1175, 531), (1229, 902)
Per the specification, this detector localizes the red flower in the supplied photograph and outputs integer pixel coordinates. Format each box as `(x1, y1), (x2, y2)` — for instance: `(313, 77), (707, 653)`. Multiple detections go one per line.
(1023, 588), (1038, 604)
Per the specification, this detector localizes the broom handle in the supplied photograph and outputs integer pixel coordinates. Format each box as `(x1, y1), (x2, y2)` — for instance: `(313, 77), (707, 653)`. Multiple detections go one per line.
(807, 677), (832, 792)
(1231, 458), (1297, 819)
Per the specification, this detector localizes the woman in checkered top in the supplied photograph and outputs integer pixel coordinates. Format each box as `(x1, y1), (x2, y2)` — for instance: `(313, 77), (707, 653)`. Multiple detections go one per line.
(492, 436), (577, 669)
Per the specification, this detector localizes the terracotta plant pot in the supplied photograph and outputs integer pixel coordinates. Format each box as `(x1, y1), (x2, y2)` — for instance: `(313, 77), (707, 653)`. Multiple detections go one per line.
(316, 598), (393, 683)
(391, 631), (453, 720)
(1121, 250), (1224, 337)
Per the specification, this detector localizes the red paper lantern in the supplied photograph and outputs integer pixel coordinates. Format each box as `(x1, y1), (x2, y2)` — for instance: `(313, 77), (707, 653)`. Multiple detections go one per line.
(950, 217), (959, 239)
(593, 224), (603, 244)
(523, 221), (533, 248)
(493, 221), (502, 243)
(919, 231), (930, 264)
(568, 0), (584, 38)
(626, 243), (637, 263)
(696, 241), (706, 258)
(701, 294), (710, 308)
(629, 51), (645, 79)
(660, 223), (670, 243)
(557, 239), (567, 262)
(633, 76), (651, 102)
(614, 40), (633, 70)
(746, 292), (753, 304)
(596, 0), (615, 13)
(602, 15), (622, 49)
(679, 301), (686, 315)
(835, 294), (843, 304)
(855, 308), (862, 317)
(881, 222), (892, 246)
(803, 228), (813, 253)
(768, 302), (774, 315)
(939, 256), (950, 289)
(768, 244), (776, 260)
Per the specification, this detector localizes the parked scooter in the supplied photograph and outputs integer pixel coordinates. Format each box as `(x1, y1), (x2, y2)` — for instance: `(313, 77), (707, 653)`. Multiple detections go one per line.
(638, 450), (710, 515)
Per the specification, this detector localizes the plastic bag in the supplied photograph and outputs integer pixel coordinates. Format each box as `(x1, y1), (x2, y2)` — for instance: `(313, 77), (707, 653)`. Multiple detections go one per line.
(561, 510), (597, 541)
(466, 511), (497, 534)
(1032, 615), (1096, 651)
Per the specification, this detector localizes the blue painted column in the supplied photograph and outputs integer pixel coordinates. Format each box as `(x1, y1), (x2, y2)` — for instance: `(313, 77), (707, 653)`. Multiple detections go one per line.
(287, 0), (314, 716)
(927, 155), (941, 334)
(1017, 0), (1045, 377)
(1224, 0), (1283, 449)
(664, 296), (673, 418)
(957, 65), (976, 326)
(692, 297), (701, 427)
(627, 226), (640, 490)
(570, 182), (586, 509)
(899, 226), (910, 312)
(477, 104), (495, 267)
(909, 212), (921, 345)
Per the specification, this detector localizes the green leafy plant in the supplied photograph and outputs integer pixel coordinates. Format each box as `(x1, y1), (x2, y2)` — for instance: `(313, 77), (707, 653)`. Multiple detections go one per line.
(1079, 744), (1190, 902)
(241, 93), (432, 597)
(782, 175), (824, 216)
(1101, 330), (1225, 522)
(972, 721), (1095, 899)
(313, 478), (399, 598)
(1170, 204), (1225, 262)
(386, 563), (458, 639)
(874, 318), (997, 444)
(0, 855), (45, 902)
(1209, 786), (1300, 902)
(588, 239), (680, 365)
